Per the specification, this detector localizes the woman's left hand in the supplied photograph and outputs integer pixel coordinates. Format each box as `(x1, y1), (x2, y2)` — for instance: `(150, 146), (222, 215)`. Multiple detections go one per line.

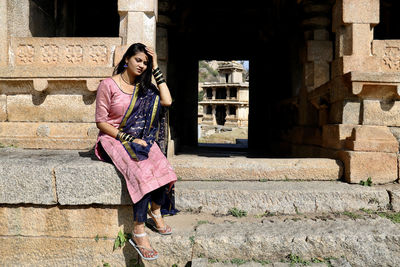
(145, 46), (158, 69)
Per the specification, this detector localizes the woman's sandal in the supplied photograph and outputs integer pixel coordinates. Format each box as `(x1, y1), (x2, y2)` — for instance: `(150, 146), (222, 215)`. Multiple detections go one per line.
(147, 210), (172, 235)
(128, 232), (159, 261)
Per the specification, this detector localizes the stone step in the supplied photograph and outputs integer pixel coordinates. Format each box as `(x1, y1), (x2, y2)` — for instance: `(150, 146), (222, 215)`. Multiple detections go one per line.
(146, 212), (400, 267)
(2, 210), (399, 266)
(170, 155), (343, 181)
(175, 181), (392, 215)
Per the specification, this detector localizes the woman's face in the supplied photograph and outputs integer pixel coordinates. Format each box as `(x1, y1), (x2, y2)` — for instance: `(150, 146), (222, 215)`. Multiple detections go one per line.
(126, 52), (148, 77)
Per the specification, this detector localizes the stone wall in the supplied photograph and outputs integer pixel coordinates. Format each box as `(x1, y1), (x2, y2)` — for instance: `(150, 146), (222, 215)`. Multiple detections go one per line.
(279, 0), (400, 184)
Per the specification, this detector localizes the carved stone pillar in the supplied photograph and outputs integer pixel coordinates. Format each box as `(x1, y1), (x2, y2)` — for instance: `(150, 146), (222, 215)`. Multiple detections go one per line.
(212, 88), (216, 100)
(118, 0), (157, 47)
(227, 88), (230, 100)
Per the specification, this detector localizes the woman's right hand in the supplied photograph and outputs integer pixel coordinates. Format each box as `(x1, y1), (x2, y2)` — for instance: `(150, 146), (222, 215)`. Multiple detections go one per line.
(133, 138), (148, 147)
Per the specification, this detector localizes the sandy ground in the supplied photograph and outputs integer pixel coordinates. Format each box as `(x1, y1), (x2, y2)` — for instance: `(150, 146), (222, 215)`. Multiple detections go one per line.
(198, 128), (248, 144)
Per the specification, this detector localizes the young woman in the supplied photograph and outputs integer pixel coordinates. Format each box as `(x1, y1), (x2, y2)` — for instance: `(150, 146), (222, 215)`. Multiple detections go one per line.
(95, 43), (177, 261)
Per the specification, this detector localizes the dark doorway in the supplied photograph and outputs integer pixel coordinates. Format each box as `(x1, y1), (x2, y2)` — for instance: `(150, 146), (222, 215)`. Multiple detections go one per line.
(216, 106), (226, 125)
(167, 0), (302, 155)
(29, 0), (119, 37)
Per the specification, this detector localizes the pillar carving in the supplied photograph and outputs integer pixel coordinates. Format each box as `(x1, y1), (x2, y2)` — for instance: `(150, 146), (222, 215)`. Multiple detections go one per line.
(212, 88), (216, 100)
(227, 88), (230, 99)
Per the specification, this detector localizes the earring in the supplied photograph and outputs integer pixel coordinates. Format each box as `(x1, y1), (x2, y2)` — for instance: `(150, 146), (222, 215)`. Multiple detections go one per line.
(123, 63), (128, 68)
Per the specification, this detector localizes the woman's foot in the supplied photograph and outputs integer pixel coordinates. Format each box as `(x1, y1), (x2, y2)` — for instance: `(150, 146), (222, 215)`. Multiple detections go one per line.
(131, 224), (158, 260)
(147, 208), (172, 235)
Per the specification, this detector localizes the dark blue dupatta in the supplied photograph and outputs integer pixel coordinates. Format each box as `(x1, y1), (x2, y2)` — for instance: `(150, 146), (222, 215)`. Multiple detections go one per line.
(118, 83), (164, 161)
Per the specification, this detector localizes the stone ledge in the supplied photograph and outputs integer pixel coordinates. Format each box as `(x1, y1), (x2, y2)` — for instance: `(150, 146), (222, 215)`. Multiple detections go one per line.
(0, 148), (398, 212)
(169, 156), (343, 181)
(175, 181), (390, 215)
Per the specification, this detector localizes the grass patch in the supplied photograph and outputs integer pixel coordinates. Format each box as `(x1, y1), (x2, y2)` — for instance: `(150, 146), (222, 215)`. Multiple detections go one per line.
(359, 177), (373, 186)
(253, 259), (271, 265)
(228, 207), (247, 218)
(360, 209), (400, 224)
(197, 220), (209, 225)
(342, 211), (362, 219)
(189, 235), (195, 245)
(287, 254), (310, 265)
(377, 212), (400, 223)
(230, 259), (249, 265)
(360, 208), (374, 214)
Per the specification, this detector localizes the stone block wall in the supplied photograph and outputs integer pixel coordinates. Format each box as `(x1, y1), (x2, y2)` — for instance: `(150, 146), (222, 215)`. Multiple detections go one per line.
(282, 0), (400, 184)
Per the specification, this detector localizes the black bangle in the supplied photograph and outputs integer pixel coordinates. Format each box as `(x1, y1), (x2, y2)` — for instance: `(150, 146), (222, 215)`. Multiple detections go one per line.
(152, 67), (161, 75)
(116, 131), (122, 140)
(116, 131), (134, 142)
(156, 78), (166, 85)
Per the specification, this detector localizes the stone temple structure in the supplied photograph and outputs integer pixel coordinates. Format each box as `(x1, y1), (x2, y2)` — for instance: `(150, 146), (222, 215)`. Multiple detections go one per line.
(2, 0), (400, 265)
(199, 61), (249, 127)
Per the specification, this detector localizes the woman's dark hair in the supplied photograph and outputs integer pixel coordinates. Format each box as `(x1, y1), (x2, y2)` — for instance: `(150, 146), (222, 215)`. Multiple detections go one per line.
(113, 43), (153, 94)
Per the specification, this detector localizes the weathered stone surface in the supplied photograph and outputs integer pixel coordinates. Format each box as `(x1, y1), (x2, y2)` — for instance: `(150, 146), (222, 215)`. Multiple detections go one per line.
(385, 183), (400, 212)
(351, 23), (374, 56)
(175, 181), (389, 214)
(0, 66), (115, 78)
(0, 95), (6, 121)
(307, 41), (333, 62)
(322, 124), (355, 149)
(345, 125), (398, 153)
(342, 0), (379, 24)
(7, 0), (30, 37)
(121, 11), (156, 48)
(329, 100), (361, 124)
(0, 122), (97, 149)
(0, 206), (133, 238)
(0, 237), (137, 267)
(0, 0), (7, 66)
(339, 151), (398, 184)
(313, 29), (329, 41)
(363, 100), (400, 126)
(170, 156), (343, 181)
(305, 61), (330, 90)
(118, 0), (156, 12)
(0, 149), (61, 204)
(0, 137), (96, 150)
(389, 127), (400, 146)
(0, 122), (97, 137)
(192, 217), (400, 266)
(332, 56), (379, 77)
(55, 158), (132, 205)
(7, 94), (96, 122)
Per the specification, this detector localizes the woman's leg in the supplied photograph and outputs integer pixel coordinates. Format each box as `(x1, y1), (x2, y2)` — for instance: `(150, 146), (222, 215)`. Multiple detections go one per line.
(132, 193), (158, 258)
(148, 185), (171, 232)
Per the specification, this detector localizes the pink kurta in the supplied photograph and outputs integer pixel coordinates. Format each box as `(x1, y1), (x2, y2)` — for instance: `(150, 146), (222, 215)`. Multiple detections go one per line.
(94, 78), (177, 203)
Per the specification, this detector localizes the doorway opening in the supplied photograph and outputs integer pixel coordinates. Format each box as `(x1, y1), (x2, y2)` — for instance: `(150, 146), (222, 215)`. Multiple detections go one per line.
(197, 60), (249, 149)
